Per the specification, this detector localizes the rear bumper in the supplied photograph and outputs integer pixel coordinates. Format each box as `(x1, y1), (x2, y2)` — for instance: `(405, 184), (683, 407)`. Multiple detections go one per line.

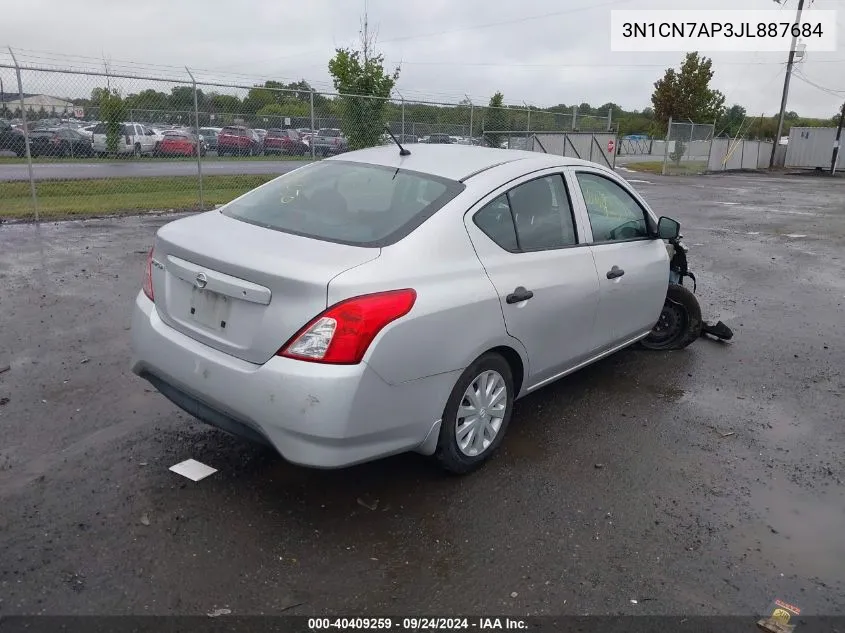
(130, 293), (454, 468)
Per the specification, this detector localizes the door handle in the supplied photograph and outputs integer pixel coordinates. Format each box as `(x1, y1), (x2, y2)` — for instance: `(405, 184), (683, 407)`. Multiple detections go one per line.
(506, 286), (534, 304)
(606, 266), (625, 280)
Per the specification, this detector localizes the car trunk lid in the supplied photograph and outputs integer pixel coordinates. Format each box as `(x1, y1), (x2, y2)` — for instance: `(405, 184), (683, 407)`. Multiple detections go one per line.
(151, 211), (380, 364)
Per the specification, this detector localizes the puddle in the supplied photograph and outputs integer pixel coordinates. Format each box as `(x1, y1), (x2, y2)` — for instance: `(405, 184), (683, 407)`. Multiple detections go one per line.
(738, 479), (845, 583)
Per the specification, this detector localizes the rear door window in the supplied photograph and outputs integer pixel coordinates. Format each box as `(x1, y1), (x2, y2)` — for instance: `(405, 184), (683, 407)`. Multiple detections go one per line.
(507, 175), (577, 250)
(222, 161), (464, 246)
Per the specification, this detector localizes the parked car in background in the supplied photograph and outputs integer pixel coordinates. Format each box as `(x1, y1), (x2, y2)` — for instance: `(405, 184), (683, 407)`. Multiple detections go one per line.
(426, 133), (453, 144)
(199, 127), (222, 152)
(264, 129), (309, 156)
(131, 145), (679, 473)
(78, 123), (100, 141)
(254, 129), (268, 144)
(217, 126), (262, 156)
(91, 122), (158, 157)
(311, 128), (348, 156)
(296, 128), (314, 146)
(28, 127), (94, 157)
(0, 119), (25, 156)
(250, 129), (264, 154)
(157, 130), (205, 157)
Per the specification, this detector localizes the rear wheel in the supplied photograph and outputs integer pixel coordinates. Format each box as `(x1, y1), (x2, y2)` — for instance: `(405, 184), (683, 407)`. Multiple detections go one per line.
(641, 283), (702, 351)
(435, 353), (514, 474)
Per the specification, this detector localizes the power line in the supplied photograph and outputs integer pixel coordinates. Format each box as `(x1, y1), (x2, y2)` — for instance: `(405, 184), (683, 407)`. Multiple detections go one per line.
(214, 0), (634, 72)
(377, 0), (634, 45)
(388, 59), (842, 69)
(793, 69), (845, 96)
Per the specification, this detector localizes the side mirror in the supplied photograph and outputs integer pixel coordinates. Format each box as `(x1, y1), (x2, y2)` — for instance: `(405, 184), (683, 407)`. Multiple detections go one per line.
(657, 216), (680, 240)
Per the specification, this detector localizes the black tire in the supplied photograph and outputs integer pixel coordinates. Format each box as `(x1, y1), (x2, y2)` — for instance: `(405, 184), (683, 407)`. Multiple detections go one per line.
(435, 353), (515, 475)
(640, 283), (702, 351)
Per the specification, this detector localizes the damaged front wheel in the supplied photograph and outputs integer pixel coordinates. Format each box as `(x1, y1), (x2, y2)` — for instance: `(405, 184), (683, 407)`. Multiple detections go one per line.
(641, 283), (702, 351)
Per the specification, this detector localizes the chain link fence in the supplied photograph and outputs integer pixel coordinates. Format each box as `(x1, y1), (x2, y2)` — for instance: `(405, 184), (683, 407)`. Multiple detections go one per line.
(1, 58), (615, 221)
(661, 119), (715, 176)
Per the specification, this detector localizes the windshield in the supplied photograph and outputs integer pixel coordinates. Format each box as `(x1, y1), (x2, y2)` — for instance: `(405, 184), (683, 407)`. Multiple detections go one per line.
(222, 160), (464, 246)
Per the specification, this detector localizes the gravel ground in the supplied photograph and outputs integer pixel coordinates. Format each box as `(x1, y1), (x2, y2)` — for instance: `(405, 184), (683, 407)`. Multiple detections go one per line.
(0, 171), (843, 616)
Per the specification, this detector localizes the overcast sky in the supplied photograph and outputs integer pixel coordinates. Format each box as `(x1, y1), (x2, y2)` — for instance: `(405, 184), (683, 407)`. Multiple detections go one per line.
(1, 0), (843, 117)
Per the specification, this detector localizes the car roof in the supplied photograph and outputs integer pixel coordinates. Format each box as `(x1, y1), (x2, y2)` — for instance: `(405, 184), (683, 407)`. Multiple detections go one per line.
(329, 144), (602, 181)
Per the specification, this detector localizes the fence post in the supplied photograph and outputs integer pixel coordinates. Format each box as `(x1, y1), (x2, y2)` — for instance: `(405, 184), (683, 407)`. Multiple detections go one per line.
(688, 123), (694, 164)
(8, 48), (38, 221)
(706, 130), (715, 172)
(185, 67), (204, 211)
(310, 90), (316, 159)
(662, 116), (672, 176)
(607, 108), (612, 132)
(571, 105), (577, 131)
(401, 96), (406, 139)
(469, 102), (473, 142)
(612, 134), (617, 170)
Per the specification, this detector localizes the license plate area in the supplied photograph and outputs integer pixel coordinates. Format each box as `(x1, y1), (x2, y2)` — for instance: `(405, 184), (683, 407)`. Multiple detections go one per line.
(190, 287), (231, 331)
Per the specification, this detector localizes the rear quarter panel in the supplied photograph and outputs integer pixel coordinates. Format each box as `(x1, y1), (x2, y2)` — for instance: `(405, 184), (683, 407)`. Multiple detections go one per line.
(327, 194), (528, 386)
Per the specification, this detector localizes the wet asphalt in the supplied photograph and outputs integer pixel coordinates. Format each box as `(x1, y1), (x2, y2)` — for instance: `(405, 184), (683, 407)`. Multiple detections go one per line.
(0, 171), (843, 616)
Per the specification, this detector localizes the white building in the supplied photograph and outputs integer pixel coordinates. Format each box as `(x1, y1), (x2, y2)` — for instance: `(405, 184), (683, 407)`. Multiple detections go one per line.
(0, 94), (75, 115)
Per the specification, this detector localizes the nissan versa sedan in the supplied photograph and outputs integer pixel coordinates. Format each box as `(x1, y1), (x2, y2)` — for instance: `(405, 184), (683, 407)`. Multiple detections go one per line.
(131, 145), (679, 474)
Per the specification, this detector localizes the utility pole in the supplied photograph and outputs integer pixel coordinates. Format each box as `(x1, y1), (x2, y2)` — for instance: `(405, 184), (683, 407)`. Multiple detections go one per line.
(362, 0), (369, 63)
(769, 0), (805, 168)
(831, 101), (845, 175)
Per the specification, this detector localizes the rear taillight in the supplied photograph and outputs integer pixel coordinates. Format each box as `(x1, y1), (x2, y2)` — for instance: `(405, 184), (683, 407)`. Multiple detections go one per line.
(278, 289), (416, 364)
(142, 248), (154, 301)
(333, 138), (340, 146)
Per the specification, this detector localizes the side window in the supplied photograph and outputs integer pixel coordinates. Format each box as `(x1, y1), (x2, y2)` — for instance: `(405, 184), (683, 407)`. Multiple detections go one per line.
(507, 175), (577, 250)
(474, 195), (518, 252)
(575, 172), (649, 243)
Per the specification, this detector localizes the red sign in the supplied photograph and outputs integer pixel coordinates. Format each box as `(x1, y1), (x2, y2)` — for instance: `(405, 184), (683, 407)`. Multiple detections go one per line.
(607, 139), (616, 153)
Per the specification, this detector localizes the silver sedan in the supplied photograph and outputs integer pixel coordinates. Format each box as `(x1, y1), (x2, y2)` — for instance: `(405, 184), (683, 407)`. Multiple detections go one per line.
(130, 144), (679, 473)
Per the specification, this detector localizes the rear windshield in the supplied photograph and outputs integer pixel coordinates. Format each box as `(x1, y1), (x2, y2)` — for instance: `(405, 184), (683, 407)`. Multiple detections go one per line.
(318, 129), (340, 137)
(220, 127), (245, 135)
(91, 123), (107, 134)
(222, 161), (465, 247)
